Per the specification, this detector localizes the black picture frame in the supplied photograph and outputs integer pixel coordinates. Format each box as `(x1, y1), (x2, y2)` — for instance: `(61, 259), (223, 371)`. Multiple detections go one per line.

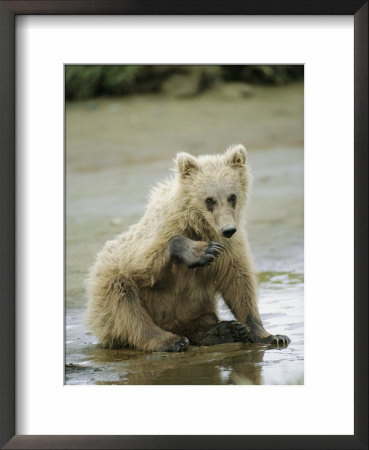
(0, 1), (367, 449)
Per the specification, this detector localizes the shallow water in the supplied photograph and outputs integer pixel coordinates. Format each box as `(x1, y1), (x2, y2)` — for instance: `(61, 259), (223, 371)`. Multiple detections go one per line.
(65, 83), (304, 385)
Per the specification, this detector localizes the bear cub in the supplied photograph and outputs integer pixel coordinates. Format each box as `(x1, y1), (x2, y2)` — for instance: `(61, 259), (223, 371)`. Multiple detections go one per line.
(86, 145), (290, 352)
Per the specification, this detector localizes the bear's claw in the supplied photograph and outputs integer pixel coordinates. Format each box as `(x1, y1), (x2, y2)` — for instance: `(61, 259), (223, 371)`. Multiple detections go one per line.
(207, 241), (225, 256)
(188, 241), (224, 268)
(264, 334), (291, 346)
(165, 336), (189, 352)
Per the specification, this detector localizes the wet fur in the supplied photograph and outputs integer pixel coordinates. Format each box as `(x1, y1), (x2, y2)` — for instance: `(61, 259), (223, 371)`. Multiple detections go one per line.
(86, 145), (290, 351)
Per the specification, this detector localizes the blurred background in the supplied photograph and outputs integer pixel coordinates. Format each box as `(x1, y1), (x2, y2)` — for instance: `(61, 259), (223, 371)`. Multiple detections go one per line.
(65, 64), (303, 100)
(65, 65), (304, 385)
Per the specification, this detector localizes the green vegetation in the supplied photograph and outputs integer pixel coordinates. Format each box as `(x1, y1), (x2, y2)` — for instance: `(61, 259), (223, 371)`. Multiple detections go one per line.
(65, 65), (303, 100)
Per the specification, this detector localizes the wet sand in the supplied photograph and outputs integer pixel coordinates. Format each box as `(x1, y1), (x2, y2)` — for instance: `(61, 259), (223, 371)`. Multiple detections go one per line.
(66, 82), (304, 385)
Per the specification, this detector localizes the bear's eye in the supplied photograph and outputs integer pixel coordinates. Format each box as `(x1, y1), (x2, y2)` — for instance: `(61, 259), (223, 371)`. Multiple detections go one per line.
(205, 197), (215, 210)
(229, 194), (237, 206)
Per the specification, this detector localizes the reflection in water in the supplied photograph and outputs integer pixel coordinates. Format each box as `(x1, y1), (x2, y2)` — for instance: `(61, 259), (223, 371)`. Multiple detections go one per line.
(67, 326), (266, 385)
(102, 345), (264, 386)
(66, 83), (304, 385)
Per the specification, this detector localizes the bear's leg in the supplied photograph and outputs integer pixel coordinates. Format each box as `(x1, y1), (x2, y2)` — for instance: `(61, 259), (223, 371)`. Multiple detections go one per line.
(219, 268), (291, 347)
(245, 315), (291, 346)
(179, 314), (251, 346)
(99, 278), (189, 352)
(168, 235), (224, 268)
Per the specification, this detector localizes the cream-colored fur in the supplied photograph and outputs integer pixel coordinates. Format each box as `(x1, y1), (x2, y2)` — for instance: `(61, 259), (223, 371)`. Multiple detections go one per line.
(86, 145), (278, 351)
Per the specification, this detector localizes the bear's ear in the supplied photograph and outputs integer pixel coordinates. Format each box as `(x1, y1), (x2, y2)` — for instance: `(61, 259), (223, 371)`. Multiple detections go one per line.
(176, 152), (199, 177)
(225, 144), (247, 168)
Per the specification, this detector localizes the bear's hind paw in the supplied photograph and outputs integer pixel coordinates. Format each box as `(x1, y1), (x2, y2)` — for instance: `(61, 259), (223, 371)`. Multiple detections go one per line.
(217, 320), (250, 343)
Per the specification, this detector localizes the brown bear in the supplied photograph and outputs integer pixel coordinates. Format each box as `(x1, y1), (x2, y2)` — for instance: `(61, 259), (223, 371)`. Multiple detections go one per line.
(86, 144), (290, 352)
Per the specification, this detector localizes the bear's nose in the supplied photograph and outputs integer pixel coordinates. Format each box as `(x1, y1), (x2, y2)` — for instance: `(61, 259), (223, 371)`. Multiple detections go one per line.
(221, 226), (237, 238)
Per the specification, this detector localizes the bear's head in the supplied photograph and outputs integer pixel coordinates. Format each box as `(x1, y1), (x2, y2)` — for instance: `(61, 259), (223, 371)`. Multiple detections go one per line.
(175, 144), (250, 239)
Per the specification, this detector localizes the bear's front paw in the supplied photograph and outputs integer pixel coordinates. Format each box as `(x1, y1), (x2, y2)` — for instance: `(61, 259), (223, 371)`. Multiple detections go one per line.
(263, 334), (291, 347)
(164, 336), (189, 353)
(187, 241), (224, 268)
